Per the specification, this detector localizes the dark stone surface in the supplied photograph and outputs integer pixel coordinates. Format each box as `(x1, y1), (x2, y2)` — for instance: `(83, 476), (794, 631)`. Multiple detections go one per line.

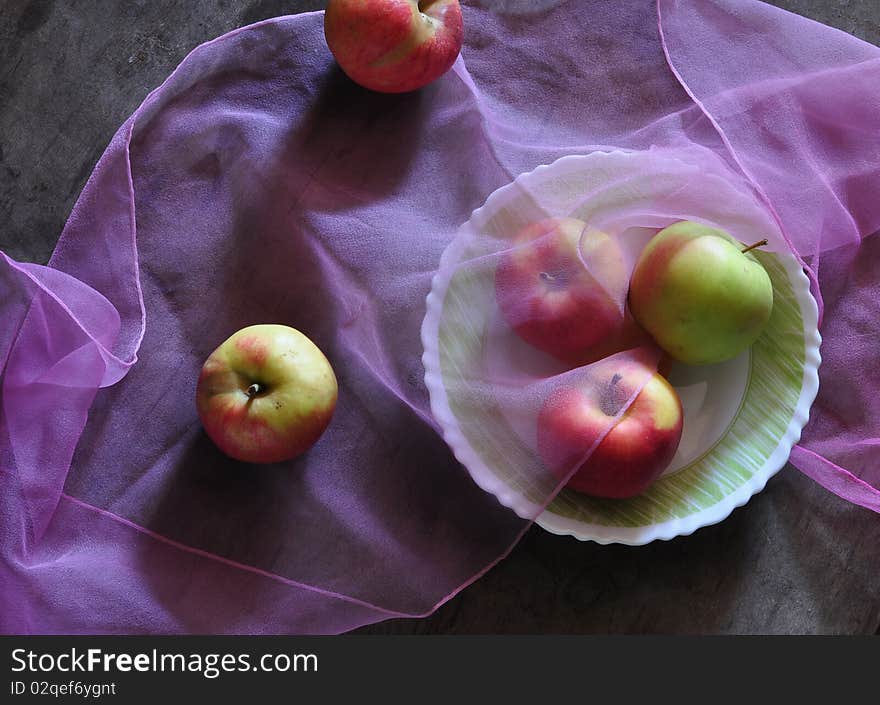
(1, 0), (878, 634)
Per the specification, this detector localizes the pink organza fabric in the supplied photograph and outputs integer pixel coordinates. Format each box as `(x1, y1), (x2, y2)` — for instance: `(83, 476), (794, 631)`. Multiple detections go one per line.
(1, 0), (878, 633)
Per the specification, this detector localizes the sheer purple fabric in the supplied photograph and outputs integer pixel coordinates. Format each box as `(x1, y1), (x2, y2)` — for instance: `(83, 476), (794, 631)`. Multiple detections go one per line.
(657, 0), (880, 513)
(2, 0), (878, 634)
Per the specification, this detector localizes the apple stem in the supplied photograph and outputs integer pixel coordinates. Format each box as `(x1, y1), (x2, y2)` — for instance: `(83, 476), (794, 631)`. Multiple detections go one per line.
(741, 239), (768, 254)
(246, 383), (261, 398)
(599, 373), (625, 417)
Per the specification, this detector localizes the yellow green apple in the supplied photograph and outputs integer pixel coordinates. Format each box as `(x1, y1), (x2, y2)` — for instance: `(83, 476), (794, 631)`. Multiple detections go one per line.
(196, 325), (338, 464)
(628, 221), (773, 365)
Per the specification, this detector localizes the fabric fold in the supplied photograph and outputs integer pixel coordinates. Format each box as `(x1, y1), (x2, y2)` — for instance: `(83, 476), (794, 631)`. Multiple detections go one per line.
(657, 0), (880, 512)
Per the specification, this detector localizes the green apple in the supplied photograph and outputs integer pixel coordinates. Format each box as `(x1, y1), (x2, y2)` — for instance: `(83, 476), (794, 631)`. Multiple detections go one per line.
(628, 221), (773, 365)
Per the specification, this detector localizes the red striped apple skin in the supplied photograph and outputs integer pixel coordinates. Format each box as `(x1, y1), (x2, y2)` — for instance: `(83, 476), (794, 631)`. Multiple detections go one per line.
(494, 217), (628, 365)
(538, 364), (683, 499)
(324, 0), (463, 93)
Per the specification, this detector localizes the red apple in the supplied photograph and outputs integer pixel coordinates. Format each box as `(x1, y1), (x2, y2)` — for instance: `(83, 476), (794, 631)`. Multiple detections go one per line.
(494, 217), (629, 365)
(196, 324), (338, 464)
(538, 361), (683, 498)
(324, 0), (463, 93)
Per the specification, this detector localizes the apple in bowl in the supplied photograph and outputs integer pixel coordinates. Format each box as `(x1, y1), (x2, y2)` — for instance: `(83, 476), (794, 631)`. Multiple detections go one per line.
(538, 359), (683, 499)
(629, 221), (773, 365)
(324, 0), (464, 93)
(196, 324), (338, 464)
(494, 217), (629, 365)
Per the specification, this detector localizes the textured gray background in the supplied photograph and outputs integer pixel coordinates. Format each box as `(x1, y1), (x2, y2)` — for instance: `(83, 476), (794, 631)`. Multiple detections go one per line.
(1, 0), (878, 634)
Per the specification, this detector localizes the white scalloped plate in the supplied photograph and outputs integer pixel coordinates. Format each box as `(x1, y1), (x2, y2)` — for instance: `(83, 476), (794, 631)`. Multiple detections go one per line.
(422, 150), (821, 545)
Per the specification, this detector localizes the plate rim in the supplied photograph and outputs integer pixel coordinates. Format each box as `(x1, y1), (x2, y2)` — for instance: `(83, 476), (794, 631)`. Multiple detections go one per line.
(421, 151), (822, 545)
